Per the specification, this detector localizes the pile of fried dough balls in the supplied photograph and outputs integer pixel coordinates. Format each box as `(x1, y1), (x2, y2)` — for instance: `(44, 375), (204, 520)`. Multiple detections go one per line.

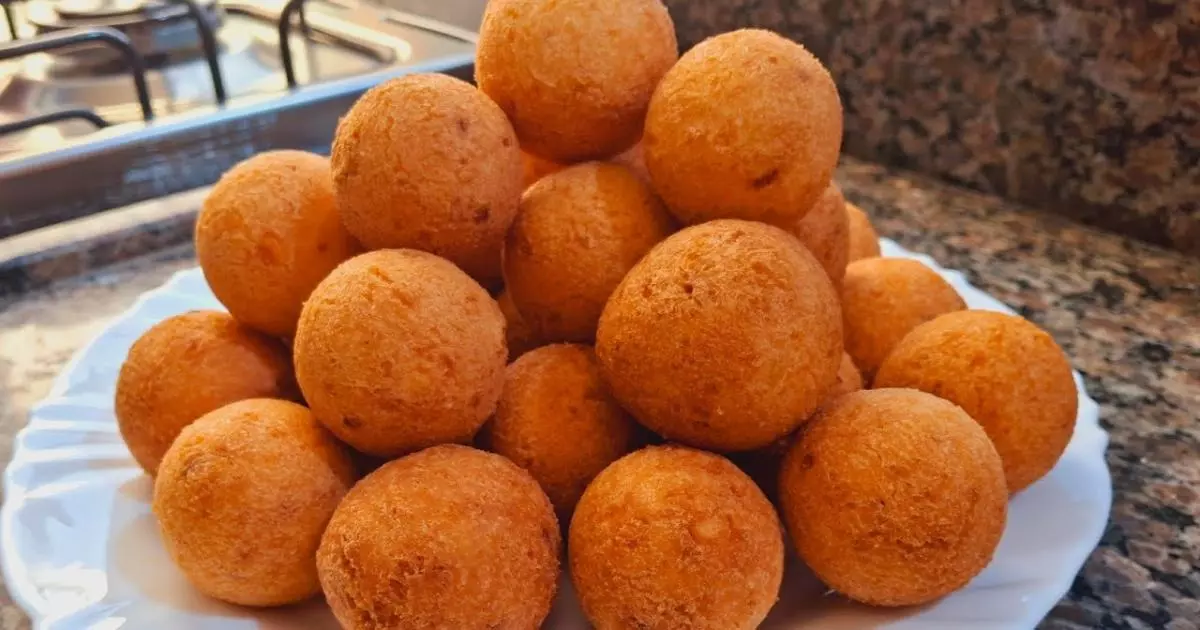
(113, 0), (1079, 627)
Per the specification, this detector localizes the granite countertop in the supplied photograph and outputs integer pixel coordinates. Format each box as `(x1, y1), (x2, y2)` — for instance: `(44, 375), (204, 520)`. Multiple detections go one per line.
(663, 0), (1200, 256)
(1, 158), (1197, 629)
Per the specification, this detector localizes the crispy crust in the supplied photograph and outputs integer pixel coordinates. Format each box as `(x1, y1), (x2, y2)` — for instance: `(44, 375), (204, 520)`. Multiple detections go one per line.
(195, 150), (359, 338)
(644, 29), (843, 226)
(331, 74), (522, 286)
(845, 202), (882, 261)
(786, 183), (851, 289)
(153, 398), (356, 607)
(596, 219), (843, 451)
(483, 344), (637, 514)
(779, 389), (1008, 607)
(317, 445), (561, 629)
(732, 351), (862, 500)
(610, 140), (652, 186)
(504, 162), (676, 342)
(840, 257), (966, 380)
(497, 289), (543, 362)
(874, 310), (1078, 493)
(570, 445), (784, 629)
(477, 0), (677, 162)
(115, 311), (296, 475)
(521, 149), (564, 190)
(293, 250), (506, 457)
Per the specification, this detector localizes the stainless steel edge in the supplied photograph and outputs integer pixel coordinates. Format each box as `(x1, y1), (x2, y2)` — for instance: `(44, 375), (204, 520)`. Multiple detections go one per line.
(0, 51), (475, 237)
(381, 9), (481, 45)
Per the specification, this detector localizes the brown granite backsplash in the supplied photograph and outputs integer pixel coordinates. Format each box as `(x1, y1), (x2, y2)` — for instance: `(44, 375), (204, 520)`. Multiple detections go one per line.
(663, 0), (1200, 256)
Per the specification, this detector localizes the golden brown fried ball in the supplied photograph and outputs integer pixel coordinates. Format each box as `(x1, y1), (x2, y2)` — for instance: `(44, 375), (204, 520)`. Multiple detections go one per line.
(786, 182), (850, 288)
(504, 162), (676, 342)
(611, 140), (652, 185)
(195, 150), (358, 338)
(115, 311), (295, 475)
(596, 219), (842, 451)
(733, 351), (862, 500)
(874, 310), (1078, 493)
(483, 344), (637, 514)
(846, 202), (882, 261)
(841, 257), (966, 380)
(331, 74), (522, 286)
(477, 0), (677, 163)
(644, 29), (843, 226)
(318, 445), (560, 629)
(831, 350), (866, 400)
(154, 399), (356, 607)
(521, 149), (564, 190)
(570, 445), (783, 629)
(293, 250), (506, 458)
(497, 289), (542, 361)
(779, 389), (1007, 607)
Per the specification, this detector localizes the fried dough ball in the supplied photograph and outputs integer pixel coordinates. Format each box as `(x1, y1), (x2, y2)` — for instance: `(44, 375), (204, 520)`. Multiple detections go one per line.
(115, 311), (295, 475)
(331, 74), (522, 286)
(570, 445), (784, 629)
(497, 289), (542, 361)
(846, 202), (882, 261)
(521, 149), (564, 190)
(596, 219), (842, 451)
(318, 445), (560, 629)
(154, 399), (356, 607)
(830, 350), (866, 400)
(779, 389), (1007, 607)
(874, 310), (1078, 493)
(293, 250), (506, 458)
(733, 351), (862, 500)
(644, 29), (843, 226)
(611, 141), (651, 185)
(841, 258), (966, 380)
(484, 344), (637, 514)
(477, 0), (678, 163)
(786, 183), (850, 288)
(504, 162), (676, 342)
(195, 150), (358, 338)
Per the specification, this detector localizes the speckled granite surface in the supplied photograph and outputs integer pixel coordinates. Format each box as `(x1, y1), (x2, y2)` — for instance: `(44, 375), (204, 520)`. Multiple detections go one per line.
(841, 160), (1200, 630)
(0, 158), (1196, 629)
(664, 0), (1200, 256)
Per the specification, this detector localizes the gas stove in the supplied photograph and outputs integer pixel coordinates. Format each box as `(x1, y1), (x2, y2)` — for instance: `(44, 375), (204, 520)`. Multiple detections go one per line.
(0, 0), (475, 239)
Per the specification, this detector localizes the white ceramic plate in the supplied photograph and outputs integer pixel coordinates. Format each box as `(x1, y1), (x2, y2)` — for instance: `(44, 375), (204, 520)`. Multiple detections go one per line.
(2, 240), (1112, 630)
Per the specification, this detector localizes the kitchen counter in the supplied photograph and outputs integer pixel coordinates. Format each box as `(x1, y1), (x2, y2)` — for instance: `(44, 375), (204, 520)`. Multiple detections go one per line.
(663, 0), (1200, 256)
(1, 158), (1197, 630)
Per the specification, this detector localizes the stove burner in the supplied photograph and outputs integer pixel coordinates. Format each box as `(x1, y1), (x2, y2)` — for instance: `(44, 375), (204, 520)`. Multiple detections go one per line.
(24, 0), (224, 70)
